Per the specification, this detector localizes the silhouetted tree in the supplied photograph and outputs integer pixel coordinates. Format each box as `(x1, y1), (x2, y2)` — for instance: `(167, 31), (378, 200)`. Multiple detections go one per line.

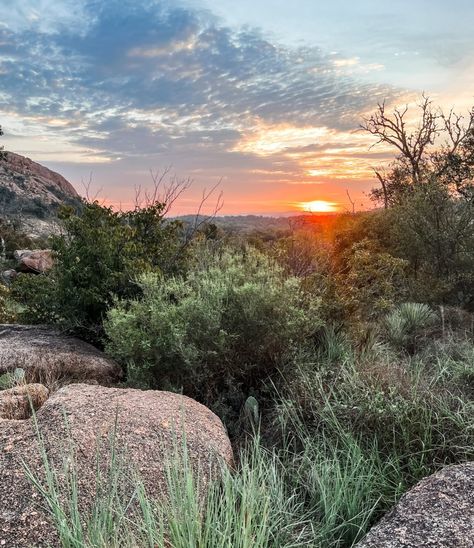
(362, 97), (474, 307)
(362, 96), (474, 207)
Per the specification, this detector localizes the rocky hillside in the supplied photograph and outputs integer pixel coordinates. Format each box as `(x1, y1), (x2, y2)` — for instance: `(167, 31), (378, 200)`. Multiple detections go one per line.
(0, 151), (81, 236)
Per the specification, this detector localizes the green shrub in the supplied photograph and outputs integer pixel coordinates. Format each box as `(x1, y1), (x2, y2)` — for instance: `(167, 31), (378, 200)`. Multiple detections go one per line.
(336, 238), (408, 332)
(0, 283), (17, 323)
(13, 201), (186, 343)
(272, 230), (343, 324)
(11, 274), (61, 325)
(383, 185), (474, 308)
(105, 245), (322, 424)
(384, 302), (437, 353)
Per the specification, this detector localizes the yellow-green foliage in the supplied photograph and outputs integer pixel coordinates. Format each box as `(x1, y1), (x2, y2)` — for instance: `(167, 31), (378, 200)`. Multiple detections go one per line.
(337, 238), (408, 324)
(105, 245), (323, 424)
(0, 284), (16, 323)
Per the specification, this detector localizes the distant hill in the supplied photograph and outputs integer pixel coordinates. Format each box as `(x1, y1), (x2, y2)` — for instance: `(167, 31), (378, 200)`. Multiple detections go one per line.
(176, 213), (340, 237)
(0, 152), (81, 236)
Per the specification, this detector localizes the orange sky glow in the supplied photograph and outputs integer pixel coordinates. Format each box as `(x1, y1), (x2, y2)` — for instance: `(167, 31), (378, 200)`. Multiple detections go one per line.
(298, 200), (339, 213)
(1, 1), (473, 216)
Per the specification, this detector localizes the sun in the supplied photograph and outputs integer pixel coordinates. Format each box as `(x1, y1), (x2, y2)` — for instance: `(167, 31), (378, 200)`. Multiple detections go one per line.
(299, 200), (338, 213)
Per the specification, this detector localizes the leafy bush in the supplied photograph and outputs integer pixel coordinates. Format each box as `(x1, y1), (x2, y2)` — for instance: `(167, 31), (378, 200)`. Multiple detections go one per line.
(12, 274), (60, 325)
(13, 201), (186, 343)
(335, 238), (408, 337)
(272, 230), (343, 323)
(105, 245), (322, 423)
(386, 185), (474, 308)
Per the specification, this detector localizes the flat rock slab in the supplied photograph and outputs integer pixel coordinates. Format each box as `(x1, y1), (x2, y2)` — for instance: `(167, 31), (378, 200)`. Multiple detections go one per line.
(0, 384), (233, 547)
(357, 463), (474, 547)
(0, 324), (122, 385)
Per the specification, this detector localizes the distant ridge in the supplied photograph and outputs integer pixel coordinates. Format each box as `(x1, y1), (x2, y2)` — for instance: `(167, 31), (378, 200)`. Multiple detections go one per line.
(176, 213), (341, 235)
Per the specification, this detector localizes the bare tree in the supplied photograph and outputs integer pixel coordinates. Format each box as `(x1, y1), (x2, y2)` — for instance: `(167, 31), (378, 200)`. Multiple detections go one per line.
(373, 169), (389, 209)
(81, 173), (103, 204)
(0, 125), (5, 161)
(132, 167), (224, 258)
(133, 167), (223, 223)
(361, 95), (440, 185)
(362, 96), (474, 205)
(189, 180), (224, 231)
(440, 107), (474, 155)
(346, 189), (356, 214)
(133, 166), (192, 216)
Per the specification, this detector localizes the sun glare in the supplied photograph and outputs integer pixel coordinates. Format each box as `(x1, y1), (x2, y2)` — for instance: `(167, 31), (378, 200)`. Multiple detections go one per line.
(299, 200), (338, 213)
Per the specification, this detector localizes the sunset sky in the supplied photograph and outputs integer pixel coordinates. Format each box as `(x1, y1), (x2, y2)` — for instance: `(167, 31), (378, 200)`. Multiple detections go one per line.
(1, 0), (473, 214)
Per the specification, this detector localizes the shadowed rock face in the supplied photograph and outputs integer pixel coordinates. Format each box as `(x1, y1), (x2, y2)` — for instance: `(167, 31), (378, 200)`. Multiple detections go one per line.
(357, 463), (474, 548)
(0, 384), (233, 547)
(0, 325), (122, 386)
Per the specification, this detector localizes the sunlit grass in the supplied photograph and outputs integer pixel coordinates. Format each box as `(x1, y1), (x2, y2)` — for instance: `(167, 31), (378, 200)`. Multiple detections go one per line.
(24, 410), (403, 548)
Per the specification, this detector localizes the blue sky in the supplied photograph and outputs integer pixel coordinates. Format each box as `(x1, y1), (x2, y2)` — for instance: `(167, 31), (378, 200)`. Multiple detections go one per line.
(198, 0), (474, 88)
(1, 0), (473, 213)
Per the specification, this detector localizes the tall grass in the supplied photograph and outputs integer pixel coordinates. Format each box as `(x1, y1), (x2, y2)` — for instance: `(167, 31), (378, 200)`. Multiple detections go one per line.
(275, 395), (406, 547)
(25, 429), (308, 547)
(24, 406), (403, 548)
(23, 327), (474, 547)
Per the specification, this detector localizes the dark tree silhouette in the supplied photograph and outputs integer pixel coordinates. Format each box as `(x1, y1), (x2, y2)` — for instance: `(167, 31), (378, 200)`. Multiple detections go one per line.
(362, 96), (474, 207)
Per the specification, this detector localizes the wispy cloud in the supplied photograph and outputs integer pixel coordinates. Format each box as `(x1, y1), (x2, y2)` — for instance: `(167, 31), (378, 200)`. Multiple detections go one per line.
(0, 0), (406, 212)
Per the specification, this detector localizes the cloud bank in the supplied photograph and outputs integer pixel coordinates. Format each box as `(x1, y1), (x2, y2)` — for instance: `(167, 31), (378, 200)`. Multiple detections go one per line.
(0, 0), (403, 212)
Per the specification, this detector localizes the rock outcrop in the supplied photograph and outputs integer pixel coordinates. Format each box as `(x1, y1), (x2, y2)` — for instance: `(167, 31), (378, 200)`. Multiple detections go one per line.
(357, 463), (474, 547)
(0, 151), (80, 237)
(14, 249), (53, 273)
(0, 325), (122, 385)
(0, 384), (233, 547)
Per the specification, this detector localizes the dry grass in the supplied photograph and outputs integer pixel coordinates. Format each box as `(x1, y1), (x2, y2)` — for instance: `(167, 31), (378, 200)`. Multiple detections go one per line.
(0, 350), (101, 393)
(0, 383), (49, 420)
